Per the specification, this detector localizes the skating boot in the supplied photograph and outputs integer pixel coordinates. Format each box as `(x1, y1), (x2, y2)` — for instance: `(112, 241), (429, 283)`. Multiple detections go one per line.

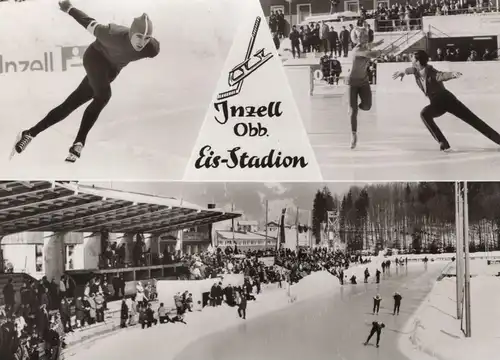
(65, 142), (83, 163)
(351, 132), (358, 149)
(11, 131), (33, 159)
(440, 142), (451, 152)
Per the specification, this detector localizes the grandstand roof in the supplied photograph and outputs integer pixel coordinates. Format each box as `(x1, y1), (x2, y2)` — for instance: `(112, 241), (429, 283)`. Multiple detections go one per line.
(0, 181), (241, 236)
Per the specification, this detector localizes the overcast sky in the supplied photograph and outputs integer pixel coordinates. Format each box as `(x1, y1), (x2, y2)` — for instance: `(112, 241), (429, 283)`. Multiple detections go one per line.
(84, 182), (364, 228)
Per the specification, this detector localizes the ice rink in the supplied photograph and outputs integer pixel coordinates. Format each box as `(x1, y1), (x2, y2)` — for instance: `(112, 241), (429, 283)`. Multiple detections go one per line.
(286, 61), (500, 181)
(0, 0), (241, 180)
(65, 262), (444, 360)
(174, 262), (443, 360)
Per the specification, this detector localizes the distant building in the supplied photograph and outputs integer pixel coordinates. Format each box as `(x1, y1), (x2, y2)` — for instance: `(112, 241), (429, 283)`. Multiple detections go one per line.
(236, 220), (259, 233)
(215, 230), (276, 251)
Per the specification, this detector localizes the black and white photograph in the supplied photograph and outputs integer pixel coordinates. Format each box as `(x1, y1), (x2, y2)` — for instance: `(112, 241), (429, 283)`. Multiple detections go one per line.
(260, 0), (500, 180)
(0, 180), (498, 360)
(0, 0), (242, 180)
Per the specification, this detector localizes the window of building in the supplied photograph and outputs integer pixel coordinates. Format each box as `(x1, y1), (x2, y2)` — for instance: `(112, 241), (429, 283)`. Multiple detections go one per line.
(35, 245), (43, 273)
(345, 1), (359, 13)
(296, 4), (312, 24)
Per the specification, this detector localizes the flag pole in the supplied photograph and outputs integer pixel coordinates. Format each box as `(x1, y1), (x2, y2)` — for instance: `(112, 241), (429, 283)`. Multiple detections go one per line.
(295, 207), (300, 249)
(463, 182), (471, 337)
(265, 200), (269, 249)
(231, 203), (235, 247)
(455, 182), (462, 320)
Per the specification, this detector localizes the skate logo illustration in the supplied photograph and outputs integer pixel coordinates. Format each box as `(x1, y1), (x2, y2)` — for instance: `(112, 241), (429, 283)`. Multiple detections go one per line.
(61, 46), (87, 71)
(217, 16), (273, 101)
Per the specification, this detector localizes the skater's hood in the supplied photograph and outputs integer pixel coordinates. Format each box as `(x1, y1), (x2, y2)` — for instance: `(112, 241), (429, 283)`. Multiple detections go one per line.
(130, 13), (153, 37)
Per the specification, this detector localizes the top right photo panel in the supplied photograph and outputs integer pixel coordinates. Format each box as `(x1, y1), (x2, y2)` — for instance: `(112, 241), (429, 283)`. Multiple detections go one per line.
(261, 0), (500, 181)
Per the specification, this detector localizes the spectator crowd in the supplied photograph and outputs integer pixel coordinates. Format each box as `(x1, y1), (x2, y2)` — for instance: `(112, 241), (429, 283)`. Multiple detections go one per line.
(0, 244), (407, 360)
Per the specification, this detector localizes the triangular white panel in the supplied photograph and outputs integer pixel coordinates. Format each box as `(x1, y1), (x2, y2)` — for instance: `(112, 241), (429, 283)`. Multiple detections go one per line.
(183, 0), (322, 181)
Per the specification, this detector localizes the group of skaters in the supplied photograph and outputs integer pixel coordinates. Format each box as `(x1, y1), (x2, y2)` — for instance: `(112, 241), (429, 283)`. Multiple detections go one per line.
(363, 289), (404, 348)
(362, 258), (409, 348)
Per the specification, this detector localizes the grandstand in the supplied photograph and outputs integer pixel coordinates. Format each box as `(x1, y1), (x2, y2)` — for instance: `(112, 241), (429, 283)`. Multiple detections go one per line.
(0, 181), (242, 297)
(264, 2), (500, 94)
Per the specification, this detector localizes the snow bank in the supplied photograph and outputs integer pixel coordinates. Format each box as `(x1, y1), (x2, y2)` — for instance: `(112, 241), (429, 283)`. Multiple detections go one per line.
(289, 260), (384, 303)
(290, 271), (339, 302)
(399, 272), (500, 360)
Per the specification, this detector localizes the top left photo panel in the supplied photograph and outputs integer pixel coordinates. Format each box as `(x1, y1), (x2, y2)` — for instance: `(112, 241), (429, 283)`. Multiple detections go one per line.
(0, 0), (241, 180)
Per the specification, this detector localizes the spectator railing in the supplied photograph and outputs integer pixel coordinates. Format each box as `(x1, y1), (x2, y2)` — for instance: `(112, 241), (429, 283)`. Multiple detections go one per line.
(423, 5), (500, 16)
(375, 18), (423, 32)
(379, 28), (426, 56)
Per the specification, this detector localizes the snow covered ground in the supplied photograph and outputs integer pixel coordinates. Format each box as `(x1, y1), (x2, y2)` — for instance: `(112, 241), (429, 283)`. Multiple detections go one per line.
(66, 259), (386, 360)
(399, 259), (500, 360)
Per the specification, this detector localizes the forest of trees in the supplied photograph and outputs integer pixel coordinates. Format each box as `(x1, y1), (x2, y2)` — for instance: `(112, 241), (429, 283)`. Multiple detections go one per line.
(311, 182), (500, 253)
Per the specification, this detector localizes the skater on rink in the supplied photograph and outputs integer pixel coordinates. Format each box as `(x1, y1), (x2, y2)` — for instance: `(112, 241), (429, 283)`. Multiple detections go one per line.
(364, 321), (385, 348)
(372, 294), (381, 314)
(347, 20), (385, 149)
(392, 50), (500, 152)
(13, 0), (160, 162)
(393, 291), (402, 315)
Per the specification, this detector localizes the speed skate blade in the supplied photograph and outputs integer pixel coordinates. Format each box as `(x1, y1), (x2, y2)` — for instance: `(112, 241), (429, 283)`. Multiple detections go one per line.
(65, 153), (78, 163)
(9, 132), (22, 161)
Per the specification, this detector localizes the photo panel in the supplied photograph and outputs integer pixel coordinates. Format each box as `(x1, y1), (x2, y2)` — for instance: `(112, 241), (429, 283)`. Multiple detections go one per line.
(0, 0), (242, 180)
(259, 0), (500, 181)
(1, 180), (495, 360)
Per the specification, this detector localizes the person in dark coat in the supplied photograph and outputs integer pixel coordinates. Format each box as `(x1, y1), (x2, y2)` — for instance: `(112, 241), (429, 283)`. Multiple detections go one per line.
(238, 290), (247, 320)
(364, 321), (385, 348)
(59, 298), (72, 332)
(393, 292), (402, 315)
(2, 278), (15, 315)
(120, 299), (128, 328)
(373, 294), (382, 315)
(75, 296), (86, 328)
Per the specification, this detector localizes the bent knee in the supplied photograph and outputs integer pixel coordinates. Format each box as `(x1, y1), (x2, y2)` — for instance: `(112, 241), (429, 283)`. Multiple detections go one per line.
(93, 87), (112, 103)
(359, 102), (372, 111)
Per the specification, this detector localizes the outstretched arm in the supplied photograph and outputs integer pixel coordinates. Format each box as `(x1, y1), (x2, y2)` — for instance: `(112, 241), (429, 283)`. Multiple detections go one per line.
(435, 69), (462, 82)
(392, 66), (415, 81)
(59, 0), (108, 38)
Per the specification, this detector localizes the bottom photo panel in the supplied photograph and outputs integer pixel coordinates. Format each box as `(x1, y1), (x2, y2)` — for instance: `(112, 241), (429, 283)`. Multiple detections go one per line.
(0, 181), (496, 360)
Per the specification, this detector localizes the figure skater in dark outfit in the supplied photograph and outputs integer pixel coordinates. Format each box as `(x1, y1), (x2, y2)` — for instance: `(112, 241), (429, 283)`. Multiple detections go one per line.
(13, 0), (160, 162)
(393, 50), (500, 152)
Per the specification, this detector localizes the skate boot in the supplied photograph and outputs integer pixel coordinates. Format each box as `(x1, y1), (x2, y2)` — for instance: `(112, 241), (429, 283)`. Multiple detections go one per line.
(65, 142), (84, 163)
(440, 142), (451, 152)
(12, 131), (33, 158)
(350, 132), (358, 149)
